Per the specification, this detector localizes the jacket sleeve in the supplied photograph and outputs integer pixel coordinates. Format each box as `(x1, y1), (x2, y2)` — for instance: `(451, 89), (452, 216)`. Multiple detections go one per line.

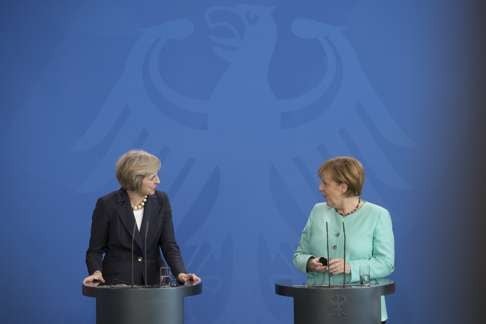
(158, 192), (187, 277)
(293, 208), (315, 273)
(86, 198), (108, 274)
(349, 209), (395, 282)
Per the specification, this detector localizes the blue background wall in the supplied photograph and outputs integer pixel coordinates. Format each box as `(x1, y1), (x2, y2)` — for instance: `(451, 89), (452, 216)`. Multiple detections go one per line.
(1, 1), (484, 323)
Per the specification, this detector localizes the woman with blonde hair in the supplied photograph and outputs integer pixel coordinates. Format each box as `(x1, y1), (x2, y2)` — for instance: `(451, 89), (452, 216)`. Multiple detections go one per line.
(83, 150), (200, 286)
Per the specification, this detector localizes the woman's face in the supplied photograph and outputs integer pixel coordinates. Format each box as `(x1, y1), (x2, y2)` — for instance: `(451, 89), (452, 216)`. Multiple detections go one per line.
(319, 172), (346, 208)
(140, 173), (160, 196)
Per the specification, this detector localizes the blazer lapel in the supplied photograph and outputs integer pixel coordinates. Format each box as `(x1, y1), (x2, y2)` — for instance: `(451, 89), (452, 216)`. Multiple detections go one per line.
(116, 189), (144, 251)
(139, 194), (159, 247)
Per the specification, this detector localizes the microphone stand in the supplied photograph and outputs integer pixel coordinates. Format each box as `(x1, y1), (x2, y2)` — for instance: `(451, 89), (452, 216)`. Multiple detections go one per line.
(144, 220), (150, 287)
(131, 221), (137, 287)
(342, 222), (347, 288)
(326, 221), (331, 287)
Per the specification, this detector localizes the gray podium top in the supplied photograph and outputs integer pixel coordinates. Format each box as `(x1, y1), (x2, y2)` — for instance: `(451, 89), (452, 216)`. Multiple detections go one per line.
(275, 278), (395, 298)
(83, 282), (202, 299)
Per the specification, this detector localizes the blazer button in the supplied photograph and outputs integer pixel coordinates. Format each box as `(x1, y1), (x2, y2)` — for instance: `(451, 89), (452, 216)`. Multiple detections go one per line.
(332, 245), (337, 250)
(137, 257), (143, 262)
(335, 233), (340, 237)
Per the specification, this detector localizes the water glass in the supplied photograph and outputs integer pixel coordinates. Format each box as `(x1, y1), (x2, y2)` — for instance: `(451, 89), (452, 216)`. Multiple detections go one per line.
(160, 266), (171, 287)
(359, 263), (371, 286)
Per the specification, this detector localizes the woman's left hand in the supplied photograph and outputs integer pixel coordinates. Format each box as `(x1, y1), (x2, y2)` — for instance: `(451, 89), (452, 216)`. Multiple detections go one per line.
(328, 259), (351, 275)
(177, 272), (201, 284)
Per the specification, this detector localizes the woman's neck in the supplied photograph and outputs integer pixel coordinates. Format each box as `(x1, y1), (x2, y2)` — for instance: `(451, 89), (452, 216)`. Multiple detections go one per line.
(336, 196), (361, 216)
(127, 190), (145, 205)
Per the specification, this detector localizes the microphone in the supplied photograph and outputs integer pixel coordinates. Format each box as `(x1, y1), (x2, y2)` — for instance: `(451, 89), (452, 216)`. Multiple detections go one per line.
(131, 221), (137, 287)
(144, 219), (150, 287)
(318, 220), (330, 286)
(323, 221), (331, 287)
(342, 222), (347, 287)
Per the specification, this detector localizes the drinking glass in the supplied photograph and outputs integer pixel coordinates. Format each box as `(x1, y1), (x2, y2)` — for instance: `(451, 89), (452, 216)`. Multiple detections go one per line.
(160, 266), (171, 287)
(360, 263), (371, 286)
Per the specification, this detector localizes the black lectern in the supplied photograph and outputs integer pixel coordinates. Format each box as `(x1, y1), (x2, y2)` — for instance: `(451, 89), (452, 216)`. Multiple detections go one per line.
(275, 279), (394, 324)
(83, 283), (202, 324)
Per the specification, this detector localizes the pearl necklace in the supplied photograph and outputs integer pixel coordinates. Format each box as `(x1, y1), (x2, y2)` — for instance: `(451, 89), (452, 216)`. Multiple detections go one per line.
(132, 195), (148, 210)
(336, 197), (361, 216)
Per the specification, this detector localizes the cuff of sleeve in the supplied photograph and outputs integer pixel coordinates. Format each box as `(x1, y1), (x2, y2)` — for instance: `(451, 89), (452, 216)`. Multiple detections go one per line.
(293, 254), (314, 273)
(88, 265), (102, 275)
(173, 268), (188, 279)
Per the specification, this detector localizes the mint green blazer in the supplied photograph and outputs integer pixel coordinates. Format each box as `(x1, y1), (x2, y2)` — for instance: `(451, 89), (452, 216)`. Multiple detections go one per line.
(293, 201), (395, 321)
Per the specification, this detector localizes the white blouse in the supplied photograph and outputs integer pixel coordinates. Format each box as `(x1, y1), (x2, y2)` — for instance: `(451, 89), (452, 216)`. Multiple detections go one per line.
(133, 208), (143, 230)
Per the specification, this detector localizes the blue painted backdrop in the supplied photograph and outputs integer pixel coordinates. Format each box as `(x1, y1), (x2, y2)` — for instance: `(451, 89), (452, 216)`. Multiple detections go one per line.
(0, 0), (470, 323)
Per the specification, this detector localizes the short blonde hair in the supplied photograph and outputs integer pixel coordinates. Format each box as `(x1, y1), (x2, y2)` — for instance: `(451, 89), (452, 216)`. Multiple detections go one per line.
(116, 150), (161, 192)
(318, 156), (364, 197)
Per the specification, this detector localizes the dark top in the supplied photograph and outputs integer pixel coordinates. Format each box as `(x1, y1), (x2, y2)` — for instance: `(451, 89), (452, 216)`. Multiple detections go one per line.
(86, 189), (187, 285)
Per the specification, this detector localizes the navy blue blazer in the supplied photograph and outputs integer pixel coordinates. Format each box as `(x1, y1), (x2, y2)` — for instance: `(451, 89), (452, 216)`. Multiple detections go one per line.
(86, 189), (187, 285)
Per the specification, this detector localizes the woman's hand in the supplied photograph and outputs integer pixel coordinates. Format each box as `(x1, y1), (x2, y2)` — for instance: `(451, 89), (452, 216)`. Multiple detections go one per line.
(328, 259), (351, 275)
(177, 272), (201, 284)
(83, 270), (105, 285)
(307, 257), (328, 272)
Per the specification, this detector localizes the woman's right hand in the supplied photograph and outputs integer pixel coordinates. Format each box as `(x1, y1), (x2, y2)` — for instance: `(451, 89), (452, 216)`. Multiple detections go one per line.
(83, 271), (105, 285)
(307, 257), (328, 272)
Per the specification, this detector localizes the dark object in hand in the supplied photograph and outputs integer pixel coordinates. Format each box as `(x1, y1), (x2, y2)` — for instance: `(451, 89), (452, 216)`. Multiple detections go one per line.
(319, 257), (328, 266)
